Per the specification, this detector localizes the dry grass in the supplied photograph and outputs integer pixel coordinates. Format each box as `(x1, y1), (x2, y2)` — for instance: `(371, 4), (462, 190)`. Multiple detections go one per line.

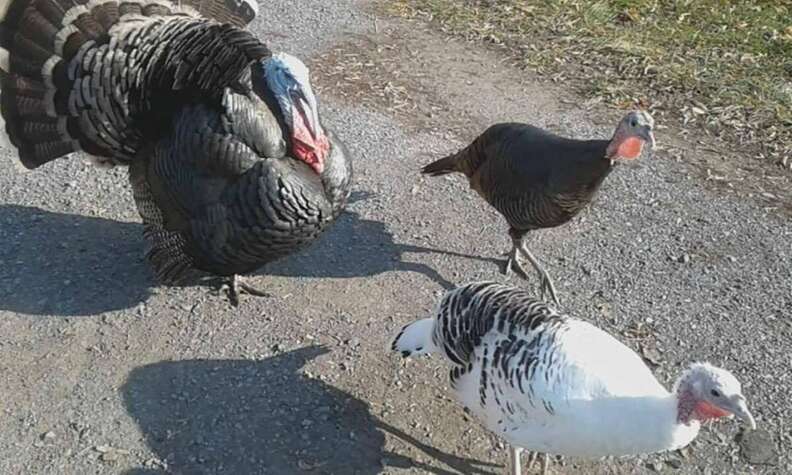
(309, 37), (444, 131)
(389, 0), (792, 169)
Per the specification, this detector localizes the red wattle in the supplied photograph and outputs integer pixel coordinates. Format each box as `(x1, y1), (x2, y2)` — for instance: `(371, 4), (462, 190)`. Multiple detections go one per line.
(694, 401), (731, 421)
(616, 137), (644, 159)
(291, 106), (328, 174)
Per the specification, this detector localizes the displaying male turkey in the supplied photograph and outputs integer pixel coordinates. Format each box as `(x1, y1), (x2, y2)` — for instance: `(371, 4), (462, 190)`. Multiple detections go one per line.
(0, 0), (353, 304)
(421, 112), (655, 305)
(392, 282), (755, 475)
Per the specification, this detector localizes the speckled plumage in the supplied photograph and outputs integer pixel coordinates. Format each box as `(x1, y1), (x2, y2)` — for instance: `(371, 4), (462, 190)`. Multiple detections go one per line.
(1, 0), (353, 283)
(1, 0), (266, 167)
(422, 123), (613, 233)
(391, 282), (748, 461)
(420, 118), (650, 305)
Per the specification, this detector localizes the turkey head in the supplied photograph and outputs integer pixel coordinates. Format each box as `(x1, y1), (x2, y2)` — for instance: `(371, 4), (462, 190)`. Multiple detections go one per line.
(606, 110), (655, 163)
(261, 53), (330, 174)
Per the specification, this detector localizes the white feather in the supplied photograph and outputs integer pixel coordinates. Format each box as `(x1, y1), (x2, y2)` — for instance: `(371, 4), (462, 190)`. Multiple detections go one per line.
(0, 0), (11, 22)
(61, 5), (90, 27)
(0, 47), (8, 73)
(243, 0), (259, 21)
(391, 318), (437, 356)
(53, 24), (80, 57)
(0, 108), (13, 152)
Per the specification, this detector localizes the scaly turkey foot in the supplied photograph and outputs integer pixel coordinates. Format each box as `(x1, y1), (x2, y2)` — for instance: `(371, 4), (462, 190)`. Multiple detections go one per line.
(516, 246), (561, 307)
(535, 268), (560, 307)
(222, 275), (271, 307)
(503, 246), (529, 279)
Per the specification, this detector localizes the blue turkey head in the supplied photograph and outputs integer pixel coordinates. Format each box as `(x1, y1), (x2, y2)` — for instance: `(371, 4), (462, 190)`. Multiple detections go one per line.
(261, 52), (329, 174)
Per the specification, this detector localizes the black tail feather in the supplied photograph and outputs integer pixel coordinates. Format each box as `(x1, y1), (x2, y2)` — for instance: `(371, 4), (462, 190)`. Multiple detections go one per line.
(421, 153), (459, 177)
(0, 0), (261, 169)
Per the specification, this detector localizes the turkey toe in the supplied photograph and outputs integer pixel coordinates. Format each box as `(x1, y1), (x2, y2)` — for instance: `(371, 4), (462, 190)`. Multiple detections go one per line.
(223, 275), (270, 307)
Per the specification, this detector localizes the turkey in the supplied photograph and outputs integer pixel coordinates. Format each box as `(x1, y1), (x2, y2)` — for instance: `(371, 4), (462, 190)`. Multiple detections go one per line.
(0, 0), (353, 305)
(392, 282), (755, 475)
(421, 112), (655, 305)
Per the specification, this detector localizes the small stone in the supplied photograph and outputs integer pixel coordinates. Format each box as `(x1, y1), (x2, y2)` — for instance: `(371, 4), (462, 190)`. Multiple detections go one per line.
(144, 458), (163, 468)
(640, 345), (663, 366)
(666, 458), (683, 469)
(646, 460), (663, 472)
(346, 338), (361, 347)
(41, 431), (56, 440)
(737, 428), (778, 466)
(677, 254), (690, 264)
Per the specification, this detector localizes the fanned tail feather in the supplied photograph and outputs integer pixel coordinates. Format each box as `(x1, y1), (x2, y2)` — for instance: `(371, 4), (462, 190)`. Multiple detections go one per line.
(0, 0), (260, 169)
(182, 0), (258, 27)
(421, 153), (460, 177)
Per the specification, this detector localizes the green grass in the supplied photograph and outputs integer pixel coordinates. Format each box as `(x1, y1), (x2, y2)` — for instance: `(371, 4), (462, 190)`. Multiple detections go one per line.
(390, 0), (792, 168)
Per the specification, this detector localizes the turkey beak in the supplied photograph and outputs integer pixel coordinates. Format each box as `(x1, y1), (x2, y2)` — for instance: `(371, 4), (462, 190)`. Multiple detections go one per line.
(293, 88), (321, 141)
(729, 395), (756, 430)
(640, 126), (656, 152)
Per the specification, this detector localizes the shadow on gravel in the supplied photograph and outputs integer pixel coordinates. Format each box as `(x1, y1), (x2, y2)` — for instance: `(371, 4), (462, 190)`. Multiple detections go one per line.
(0, 198), (494, 316)
(121, 346), (498, 475)
(267, 192), (500, 290)
(0, 204), (153, 316)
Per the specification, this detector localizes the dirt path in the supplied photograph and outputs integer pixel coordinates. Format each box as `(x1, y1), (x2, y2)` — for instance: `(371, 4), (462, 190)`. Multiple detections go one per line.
(0, 1), (789, 474)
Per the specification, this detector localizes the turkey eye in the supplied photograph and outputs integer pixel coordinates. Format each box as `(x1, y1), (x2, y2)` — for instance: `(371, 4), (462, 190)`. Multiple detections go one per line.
(710, 389), (721, 397)
(630, 120), (638, 127)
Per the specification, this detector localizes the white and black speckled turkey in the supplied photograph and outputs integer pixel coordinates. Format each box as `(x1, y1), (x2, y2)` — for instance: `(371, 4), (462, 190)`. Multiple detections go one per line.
(393, 282), (756, 475)
(0, 0), (353, 304)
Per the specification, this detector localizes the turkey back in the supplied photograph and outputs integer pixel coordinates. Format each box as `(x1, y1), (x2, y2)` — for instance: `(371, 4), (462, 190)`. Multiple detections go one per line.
(0, 0), (264, 169)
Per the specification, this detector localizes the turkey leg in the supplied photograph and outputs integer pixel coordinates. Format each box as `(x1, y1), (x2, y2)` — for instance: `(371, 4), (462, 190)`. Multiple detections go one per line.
(504, 242), (529, 279)
(503, 231), (561, 306)
(517, 243), (560, 307)
(224, 274), (271, 307)
(509, 446), (523, 475)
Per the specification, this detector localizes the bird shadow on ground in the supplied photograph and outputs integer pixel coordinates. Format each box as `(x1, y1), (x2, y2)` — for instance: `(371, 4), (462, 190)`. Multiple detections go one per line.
(0, 195), (497, 316)
(0, 204), (153, 317)
(262, 191), (501, 291)
(120, 346), (498, 475)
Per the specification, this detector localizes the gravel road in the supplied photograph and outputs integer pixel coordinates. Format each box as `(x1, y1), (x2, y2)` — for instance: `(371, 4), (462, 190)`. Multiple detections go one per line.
(0, 1), (789, 474)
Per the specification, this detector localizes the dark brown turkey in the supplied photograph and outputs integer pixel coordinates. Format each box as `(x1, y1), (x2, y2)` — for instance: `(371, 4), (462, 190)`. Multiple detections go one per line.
(422, 112), (655, 305)
(0, 0), (353, 304)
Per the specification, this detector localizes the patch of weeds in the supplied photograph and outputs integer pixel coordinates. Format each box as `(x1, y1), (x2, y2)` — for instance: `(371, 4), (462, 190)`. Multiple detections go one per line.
(389, 0), (792, 169)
